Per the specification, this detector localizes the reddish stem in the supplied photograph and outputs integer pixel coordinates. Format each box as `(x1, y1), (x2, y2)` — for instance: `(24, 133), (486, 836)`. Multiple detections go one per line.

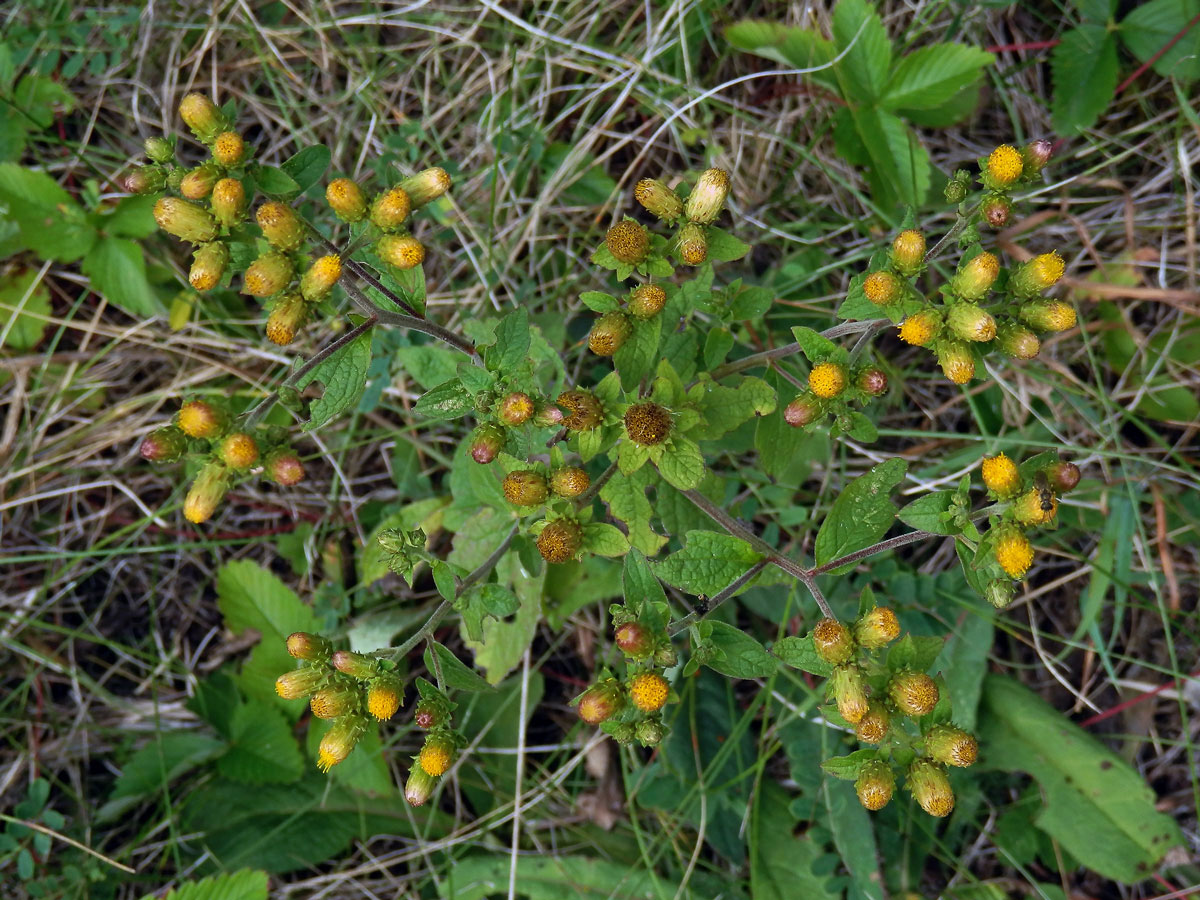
(1076, 669), (1200, 728)
(1114, 10), (1200, 95)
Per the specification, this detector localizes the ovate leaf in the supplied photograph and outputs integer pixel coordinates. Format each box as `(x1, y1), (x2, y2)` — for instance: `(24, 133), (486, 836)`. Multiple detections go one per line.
(82, 237), (162, 318)
(704, 621), (778, 679)
(814, 458), (907, 571)
(217, 700), (304, 784)
(831, 0), (893, 103)
(280, 144), (331, 195)
(296, 326), (373, 430)
(0, 269), (50, 350)
(1051, 25), (1118, 135)
(882, 44), (993, 111)
(652, 530), (763, 598)
(148, 869), (268, 900)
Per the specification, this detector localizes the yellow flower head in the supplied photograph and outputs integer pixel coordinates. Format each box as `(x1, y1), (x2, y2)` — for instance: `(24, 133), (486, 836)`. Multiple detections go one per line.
(995, 529), (1034, 578)
(418, 736), (455, 777)
(987, 144), (1024, 187)
(809, 362), (847, 399)
(863, 271), (901, 305)
(898, 310), (938, 346)
(629, 672), (670, 712)
(980, 453), (1021, 498)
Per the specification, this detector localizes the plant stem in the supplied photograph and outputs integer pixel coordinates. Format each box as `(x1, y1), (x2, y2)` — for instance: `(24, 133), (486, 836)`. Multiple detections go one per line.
(668, 559), (770, 635)
(809, 529), (937, 577)
(343, 281), (478, 357)
(576, 460), (618, 507)
(707, 319), (888, 381)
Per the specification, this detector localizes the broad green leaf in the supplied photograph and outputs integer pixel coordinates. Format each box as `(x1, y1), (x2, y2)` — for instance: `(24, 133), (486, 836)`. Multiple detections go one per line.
(463, 554), (543, 684)
(687, 375), (776, 440)
(1121, 0), (1200, 82)
(728, 284), (773, 320)
(724, 21), (836, 88)
(581, 521), (629, 557)
(393, 344), (460, 389)
(1077, 0), (1117, 20)
(99, 732), (224, 823)
(11, 73), (75, 130)
(977, 674), (1185, 883)
(254, 164), (302, 199)
(824, 778), (885, 900)
(704, 327), (734, 369)
(424, 642), (493, 692)
(657, 435), (706, 490)
(1051, 26), (1119, 135)
(897, 490), (957, 534)
(772, 635), (833, 676)
(622, 547), (668, 612)
(706, 226), (751, 261)
(704, 620), (777, 678)
(456, 583), (521, 643)
(751, 782), (841, 900)
(885, 633), (945, 673)
(850, 107), (931, 208)
(601, 468), (668, 556)
(820, 748), (878, 780)
(146, 869), (268, 900)
(882, 43), (992, 111)
(613, 312), (661, 391)
(413, 377), (472, 421)
(831, 0), (893, 103)
(934, 609), (993, 731)
(790, 325), (843, 363)
(280, 144), (331, 194)
(651, 530), (763, 598)
(217, 700), (304, 784)
(579, 290), (619, 312)
(99, 194), (159, 239)
(0, 162), (73, 208)
(296, 326), (372, 430)
(0, 269), (50, 350)
(814, 457), (907, 571)
(82, 237), (162, 317)
(441, 854), (699, 900)
(486, 307), (531, 373)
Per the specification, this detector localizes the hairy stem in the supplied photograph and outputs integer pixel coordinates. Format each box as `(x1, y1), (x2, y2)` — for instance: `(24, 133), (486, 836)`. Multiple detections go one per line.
(576, 460), (618, 507)
(707, 319), (888, 381)
(668, 558), (770, 636)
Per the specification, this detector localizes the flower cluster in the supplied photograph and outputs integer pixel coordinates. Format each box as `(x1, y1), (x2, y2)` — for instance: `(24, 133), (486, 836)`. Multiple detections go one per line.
(811, 602), (978, 817)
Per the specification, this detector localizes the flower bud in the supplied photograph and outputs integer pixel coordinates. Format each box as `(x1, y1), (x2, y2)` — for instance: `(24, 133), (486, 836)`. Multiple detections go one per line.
(212, 131), (246, 167)
(399, 167), (452, 208)
(634, 178), (683, 221)
(985, 144), (1023, 189)
(1013, 487), (1057, 527)
(950, 251), (999, 300)
(300, 255), (342, 302)
(550, 466), (590, 499)
(1012, 251), (1065, 296)
(533, 402), (565, 428)
(676, 222), (707, 266)
(1022, 139), (1053, 175)
(863, 270), (902, 306)
(206, 180), (246, 229)
(331, 650), (380, 679)
(287, 631), (331, 660)
(995, 322), (1040, 360)
(469, 423), (506, 464)
(983, 195), (1012, 229)
(684, 167), (730, 225)
(829, 666), (870, 724)
(414, 700), (442, 729)
(180, 163), (222, 200)
(635, 718), (666, 747)
(624, 401), (672, 446)
(219, 431), (260, 469)
(1018, 300), (1076, 332)
(937, 341), (976, 384)
(189, 241), (229, 292)
(907, 759), (955, 817)
(615, 622), (653, 658)
(325, 177), (368, 222)
(140, 425), (188, 463)
(497, 391), (534, 426)
(811, 618), (856, 666)
(856, 367), (887, 397)
(995, 528), (1034, 579)
(154, 197), (218, 243)
(888, 671), (939, 717)
(654, 645), (678, 668)
(898, 309), (940, 346)
(375, 234), (425, 270)
(891, 229), (926, 274)
(537, 519), (583, 563)
(985, 579), (1015, 609)
(556, 390), (604, 431)
(178, 399), (228, 439)
(629, 284), (667, 319)
(502, 470), (548, 507)
(370, 186), (412, 230)
(243, 252), (294, 298)
(317, 713), (368, 772)
(855, 703), (891, 744)
(1046, 460), (1080, 494)
(179, 93), (225, 143)
(576, 681), (624, 724)
(367, 674), (404, 720)
(275, 664), (325, 699)
(310, 682), (360, 719)
(808, 362), (847, 399)
(924, 724), (978, 767)
(405, 765), (437, 807)
(124, 166), (166, 194)
(856, 759), (895, 811)
(944, 178), (968, 204)
(946, 303), (997, 343)
(606, 220), (650, 265)
(256, 201), (305, 251)
(980, 453), (1021, 499)
(145, 136), (174, 164)
(784, 396), (820, 427)
(418, 734), (456, 777)
(265, 291), (307, 346)
(854, 607), (900, 649)
(183, 461), (230, 524)
(629, 672), (670, 712)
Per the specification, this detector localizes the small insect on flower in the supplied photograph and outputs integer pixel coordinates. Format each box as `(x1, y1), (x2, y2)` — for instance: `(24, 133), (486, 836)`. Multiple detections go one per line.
(629, 672), (670, 712)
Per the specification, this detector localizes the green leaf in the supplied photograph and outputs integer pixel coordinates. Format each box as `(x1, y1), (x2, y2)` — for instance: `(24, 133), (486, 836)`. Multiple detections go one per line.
(393, 344), (461, 389)
(215, 561), (320, 709)
(977, 674), (1185, 883)
(841, 411), (877, 443)
(100, 194), (159, 239)
(1078, 0), (1117, 20)
(704, 621), (778, 678)
(728, 284), (773, 320)
(652, 530), (763, 598)
(217, 700), (304, 784)
(424, 642), (493, 692)
(622, 547), (668, 612)
(99, 732), (225, 823)
(456, 583), (521, 643)
(463, 555), (543, 684)
(581, 522), (630, 557)
(850, 107), (931, 208)
(751, 782), (840, 900)
(820, 748), (878, 781)
(687, 375), (776, 440)
(1121, 0), (1200, 82)
(0, 269), (50, 350)
(706, 226), (751, 261)
(814, 457), (907, 572)
(885, 633), (945, 673)
(296, 326), (372, 430)
(882, 44), (993, 111)
(613, 313), (662, 391)
(441, 854), (700, 900)
(280, 144), (331, 194)
(486, 307), (530, 373)
(790, 325), (842, 363)
(831, 0), (893, 103)
(704, 327), (734, 370)
(601, 469), (668, 556)
(1051, 26), (1119, 135)
(82, 237), (162, 317)
(413, 377), (473, 420)
(657, 436), (706, 490)
(0, 161), (73, 208)
(724, 21), (836, 87)
(579, 290), (619, 312)
(254, 164), (302, 199)
(824, 778), (885, 900)
(147, 870), (269, 900)
(897, 491), (958, 534)
(772, 635), (834, 677)
(934, 610), (993, 731)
